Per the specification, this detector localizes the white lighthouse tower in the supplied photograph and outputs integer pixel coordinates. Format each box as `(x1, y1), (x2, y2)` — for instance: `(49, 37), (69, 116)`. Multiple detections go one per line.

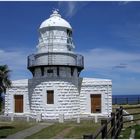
(5, 10), (112, 121)
(27, 10), (84, 120)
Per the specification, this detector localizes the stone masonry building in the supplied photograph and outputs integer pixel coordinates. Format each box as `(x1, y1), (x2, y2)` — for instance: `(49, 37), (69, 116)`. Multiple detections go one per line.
(5, 10), (112, 121)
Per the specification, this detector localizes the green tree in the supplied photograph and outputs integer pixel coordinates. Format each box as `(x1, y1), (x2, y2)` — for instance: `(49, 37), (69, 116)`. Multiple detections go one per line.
(0, 65), (11, 112)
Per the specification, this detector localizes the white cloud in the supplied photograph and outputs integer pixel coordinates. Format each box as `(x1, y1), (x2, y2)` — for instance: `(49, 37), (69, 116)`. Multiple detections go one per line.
(65, 2), (77, 17)
(80, 48), (140, 94)
(118, 1), (132, 5)
(58, 1), (88, 18)
(80, 48), (140, 73)
(0, 49), (31, 80)
(0, 49), (26, 68)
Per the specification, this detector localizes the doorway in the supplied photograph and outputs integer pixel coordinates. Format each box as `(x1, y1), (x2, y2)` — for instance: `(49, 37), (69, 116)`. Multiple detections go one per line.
(91, 94), (101, 113)
(14, 95), (23, 113)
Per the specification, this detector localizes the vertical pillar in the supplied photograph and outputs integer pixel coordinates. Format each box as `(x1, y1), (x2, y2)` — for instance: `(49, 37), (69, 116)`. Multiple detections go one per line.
(101, 119), (107, 139)
(77, 115), (80, 123)
(116, 108), (120, 138)
(10, 113), (14, 121)
(59, 114), (64, 123)
(111, 112), (115, 138)
(95, 115), (98, 123)
(120, 106), (123, 129)
(26, 115), (30, 122)
(36, 113), (42, 122)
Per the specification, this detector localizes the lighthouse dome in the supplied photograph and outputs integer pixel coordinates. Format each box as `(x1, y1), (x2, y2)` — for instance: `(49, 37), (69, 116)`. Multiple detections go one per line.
(40, 10), (72, 30)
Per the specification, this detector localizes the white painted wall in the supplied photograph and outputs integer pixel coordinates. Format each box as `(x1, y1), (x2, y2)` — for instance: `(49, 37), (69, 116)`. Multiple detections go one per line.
(5, 77), (112, 119)
(80, 78), (112, 117)
(5, 79), (30, 115)
(30, 80), (79, 120)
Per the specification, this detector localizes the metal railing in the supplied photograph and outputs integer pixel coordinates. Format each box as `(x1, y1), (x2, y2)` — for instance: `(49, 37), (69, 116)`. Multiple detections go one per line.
(27, 52), (84, 69)
(112, 97), (140, 105)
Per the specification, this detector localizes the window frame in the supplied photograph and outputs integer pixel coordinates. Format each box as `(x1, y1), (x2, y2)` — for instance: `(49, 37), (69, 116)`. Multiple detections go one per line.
(47, 69), (53, 73)
(47, 90), (54, 104)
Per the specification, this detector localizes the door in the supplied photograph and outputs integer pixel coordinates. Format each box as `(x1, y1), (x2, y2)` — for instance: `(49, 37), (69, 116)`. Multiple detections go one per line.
(91, 94), (101, 113)
(14, 95), (23, 113)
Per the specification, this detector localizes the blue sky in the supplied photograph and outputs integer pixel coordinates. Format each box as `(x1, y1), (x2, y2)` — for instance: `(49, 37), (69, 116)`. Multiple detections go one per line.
(0, 1), (140, 95)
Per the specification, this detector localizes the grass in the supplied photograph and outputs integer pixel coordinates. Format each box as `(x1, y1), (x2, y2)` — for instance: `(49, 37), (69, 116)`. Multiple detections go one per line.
(119, 126), (132, 139)
(0, 104), (139, 139)
(23, 105), (140, 139)
(26, 123), (69, 139)
(0, 121), (35, 138)
(135, 125), (140, 138)
(27, 120), (101, 139)
(64, 120), (100, 139)
(119, 125), (140, 139)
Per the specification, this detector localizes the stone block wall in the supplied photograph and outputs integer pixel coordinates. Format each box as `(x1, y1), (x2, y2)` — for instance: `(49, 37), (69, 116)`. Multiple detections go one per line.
(5, 79), (30, 115)
(80, 78), (112, 117)
(30, 79), (80, 120)
(4, 77), (112, 120)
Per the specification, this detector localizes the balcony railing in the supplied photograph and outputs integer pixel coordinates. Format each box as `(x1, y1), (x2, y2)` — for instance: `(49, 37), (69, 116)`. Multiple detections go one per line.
(27, 52), (84, 69)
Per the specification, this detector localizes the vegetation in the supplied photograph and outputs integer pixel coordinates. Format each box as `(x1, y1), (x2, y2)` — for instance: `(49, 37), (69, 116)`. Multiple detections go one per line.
(26, 120), (101, 139)
(7, 105), (140, 139)
(0, 65), (11, 112)
(63, 120), (100, 139)
(26, 123), (69, 139)
(119, 125), (140, 139)
(135, 125), (140, 138)
(0, 121), (34, 138)
(119, 126), (132, 139)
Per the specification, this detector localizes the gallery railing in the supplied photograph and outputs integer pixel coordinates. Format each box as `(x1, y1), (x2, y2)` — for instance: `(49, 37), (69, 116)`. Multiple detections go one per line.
(28, 52), (84, 69)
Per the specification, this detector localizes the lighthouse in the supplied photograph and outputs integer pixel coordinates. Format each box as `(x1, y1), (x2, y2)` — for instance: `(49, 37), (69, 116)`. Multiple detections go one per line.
(27, 10), (84, 120)
(5, 10), (112, 121)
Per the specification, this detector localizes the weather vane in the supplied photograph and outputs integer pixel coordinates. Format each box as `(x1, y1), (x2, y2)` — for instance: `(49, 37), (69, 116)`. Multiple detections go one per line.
(52, 8), (59, 13)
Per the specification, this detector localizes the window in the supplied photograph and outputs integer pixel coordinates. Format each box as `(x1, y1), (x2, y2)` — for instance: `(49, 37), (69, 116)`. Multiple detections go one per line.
(57, 67), (59, 76)
(67, 29), (72, 37)
(71, 67), (74, 76)
(32, 70), (35, 77)
(47, 90), (54, 104)
(47, 69), (53, 73)
(41, 67), (44, 76)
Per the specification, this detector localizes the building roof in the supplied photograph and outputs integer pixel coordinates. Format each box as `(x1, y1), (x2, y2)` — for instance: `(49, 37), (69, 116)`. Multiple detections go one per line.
(39, 10), (72, 30)
(11, 79), (28, 87)
(82, 77), (112, 85)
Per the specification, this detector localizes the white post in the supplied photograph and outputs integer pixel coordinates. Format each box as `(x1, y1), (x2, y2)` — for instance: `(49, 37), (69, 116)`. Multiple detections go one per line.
(59, 114), (64, 123)
(10, 114), (14, 121)
(95, 115), (98, 123)
(77, 115), (80, 123)
(36, 113), (42, 122)
(26, 115), (30, 122)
